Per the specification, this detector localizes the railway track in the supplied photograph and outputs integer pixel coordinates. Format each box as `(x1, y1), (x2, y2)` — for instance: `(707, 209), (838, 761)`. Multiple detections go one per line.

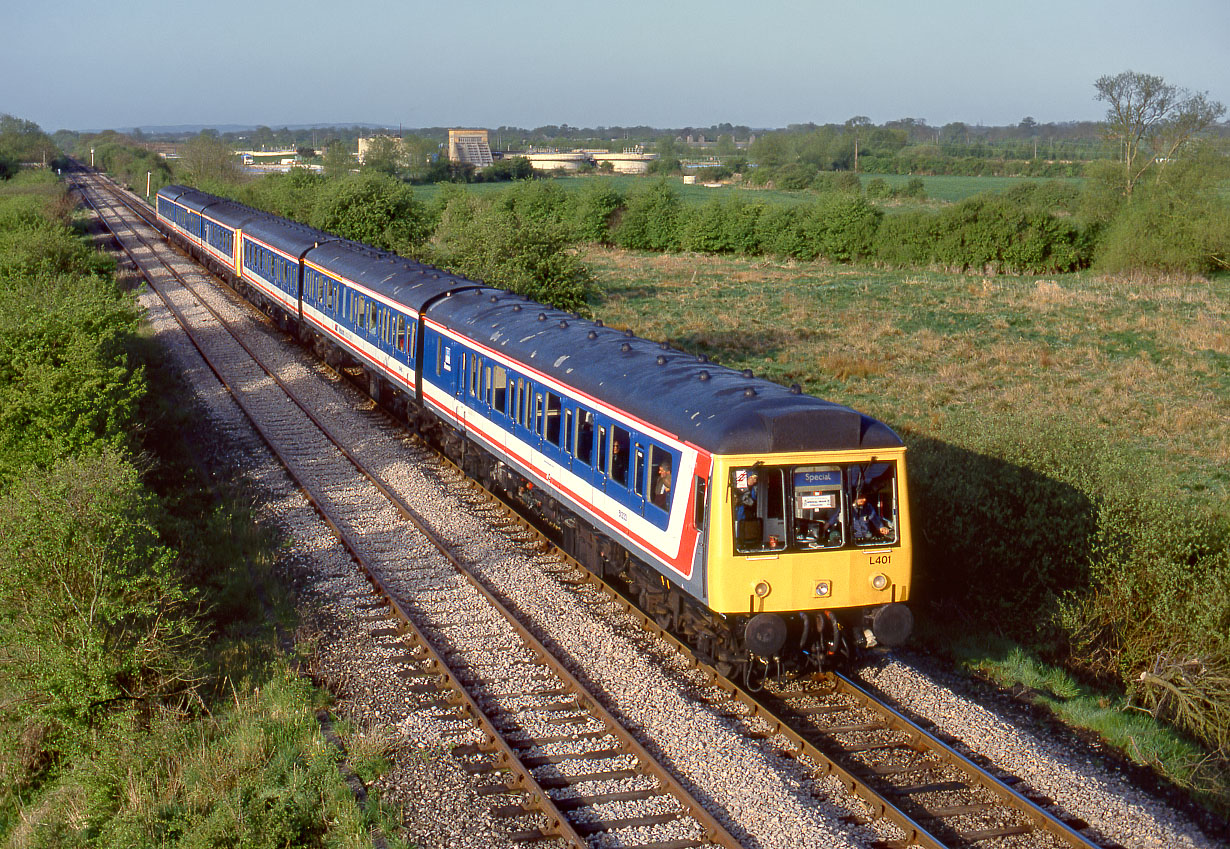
(76, 169), (1114, 849)
(71, 168), (742, 849)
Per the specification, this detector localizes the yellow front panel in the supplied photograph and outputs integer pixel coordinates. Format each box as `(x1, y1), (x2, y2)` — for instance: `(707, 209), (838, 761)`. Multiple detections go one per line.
(704, 449), (911, 615)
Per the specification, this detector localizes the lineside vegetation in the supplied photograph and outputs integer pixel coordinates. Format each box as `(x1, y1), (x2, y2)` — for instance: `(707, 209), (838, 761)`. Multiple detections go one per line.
(0, 169), (406, 847)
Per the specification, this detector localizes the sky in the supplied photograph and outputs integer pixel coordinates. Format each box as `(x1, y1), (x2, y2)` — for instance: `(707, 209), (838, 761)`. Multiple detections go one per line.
(4, 0), (1229, 134)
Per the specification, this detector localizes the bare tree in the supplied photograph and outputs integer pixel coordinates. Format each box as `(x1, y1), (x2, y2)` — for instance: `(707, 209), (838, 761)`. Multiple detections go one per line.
(1095, 70), (1225, 195)
(181, 131), (239, 184)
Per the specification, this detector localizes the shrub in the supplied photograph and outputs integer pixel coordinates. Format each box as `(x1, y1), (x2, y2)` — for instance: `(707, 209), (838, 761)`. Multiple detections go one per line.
(307, 172), (428, 255)
(800, 194), (882, 261)
(872, 209), (936, 266)
(613, 179), (683, 252)
(431, 194), (593, 313)
(1093, 153), (1230, 275)
(0, 452), (196, 735)
(928, 194), (1087, 273)
(755, 204), (811, 258)
(495, 179), (571, 229)
(0, 271), (142, 487)
(571, 179), (622, 244)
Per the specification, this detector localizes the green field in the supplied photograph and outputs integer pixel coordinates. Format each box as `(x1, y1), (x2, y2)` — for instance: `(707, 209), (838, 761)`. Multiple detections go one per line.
(408, 172), (1082, 208)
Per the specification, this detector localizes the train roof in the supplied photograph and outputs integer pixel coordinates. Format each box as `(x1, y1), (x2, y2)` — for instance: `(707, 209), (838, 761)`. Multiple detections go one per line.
(427, 289), (903, 455)
(242, 214), (334, 257)
(305, 241), (482, 312)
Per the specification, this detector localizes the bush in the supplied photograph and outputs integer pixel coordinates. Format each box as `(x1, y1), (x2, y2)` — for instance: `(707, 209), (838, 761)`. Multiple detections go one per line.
(613, 179), (683, 252)
(755, 204), (811, 258)
(307, 172), (428, 255)
(1093, 152), (1230, 275)
(925, 194), (1088, 273)
(872, 209), (936, 266)
(801, 194), (882, 261)
(571, 179), (622, 244)
(238, 168), (327, 222)
(430, 193), (593, 313)
(0, 453), (196, 738)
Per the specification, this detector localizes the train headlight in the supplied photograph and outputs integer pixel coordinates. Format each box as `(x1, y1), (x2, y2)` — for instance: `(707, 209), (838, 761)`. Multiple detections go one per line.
(753, 581), (772, 598)
(814, 580), (831, 598)
(870, 573), (890, 591)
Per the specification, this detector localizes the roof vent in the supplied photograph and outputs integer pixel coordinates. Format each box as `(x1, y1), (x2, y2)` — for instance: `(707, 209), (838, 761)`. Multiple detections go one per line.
(742, 369), (754, 378)
(512, 304), (522, 312)
(538, 313), (547, 321)
(558, 320), (568, 328)
(659, 342), (669, 350)
(790, 383), (802, 394)
(624, 329), (634, 337)
(489, 294), (498, 302)
(744, 387), (757, 397)
(595, 319), (604, 327)
(504, 289), (514, 295)
(620, 343), (632, 353)
(432, 273), (440, 279)
(697, 354), (709, 363)
(587, 330), (598, 340)
(698, 370), (710, 381)
(656, 355), (667, 366)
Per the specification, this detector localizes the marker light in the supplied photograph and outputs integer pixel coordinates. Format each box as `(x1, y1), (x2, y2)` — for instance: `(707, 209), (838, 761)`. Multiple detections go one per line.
(815, 580), (831, 598)
(871, 573), (890, 591)
(754, 581), (771, 598)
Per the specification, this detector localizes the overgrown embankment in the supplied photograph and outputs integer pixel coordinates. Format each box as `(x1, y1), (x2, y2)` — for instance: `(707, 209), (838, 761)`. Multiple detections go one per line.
(0, 170), (403, 848)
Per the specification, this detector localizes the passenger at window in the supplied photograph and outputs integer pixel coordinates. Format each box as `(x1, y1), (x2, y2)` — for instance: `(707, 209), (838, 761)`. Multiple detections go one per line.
(652, 460), (672, 509)
(611, 438), (628, 485)
(767, 534), (781, 549)
(851, 491), (891, 540)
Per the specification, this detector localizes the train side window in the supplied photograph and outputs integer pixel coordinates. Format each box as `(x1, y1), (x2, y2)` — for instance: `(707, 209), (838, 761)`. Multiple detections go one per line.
(848, 462), (899, 546)
(483, 365), (492, 406)
(408, 323), (417, 361)
(648, 445), (673, 510)
(469, 354), (479, 397)
(596, 425), (608, 474)
(575, 410), (594, 466)
(564, 409), (573, 454)
(533, 392), (544, 436)
(693, 477), (707, 530)
(610, 426), (630, 488)
(492, 365), (507, 414)
(396, 315), (406, 351)
(545, 393), (562, 446)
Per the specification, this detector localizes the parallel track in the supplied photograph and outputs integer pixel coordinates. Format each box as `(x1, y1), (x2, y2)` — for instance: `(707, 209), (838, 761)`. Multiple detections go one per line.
(80, 168), (1111, 849)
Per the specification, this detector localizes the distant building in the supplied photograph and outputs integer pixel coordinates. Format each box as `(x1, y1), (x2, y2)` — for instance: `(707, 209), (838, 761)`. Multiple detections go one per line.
(357, 134), (405, 164)
(448, 129), (493, 167)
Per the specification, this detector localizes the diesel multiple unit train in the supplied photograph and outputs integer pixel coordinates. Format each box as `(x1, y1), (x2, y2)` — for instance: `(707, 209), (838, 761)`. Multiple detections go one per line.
(156, 183), (914, 675)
